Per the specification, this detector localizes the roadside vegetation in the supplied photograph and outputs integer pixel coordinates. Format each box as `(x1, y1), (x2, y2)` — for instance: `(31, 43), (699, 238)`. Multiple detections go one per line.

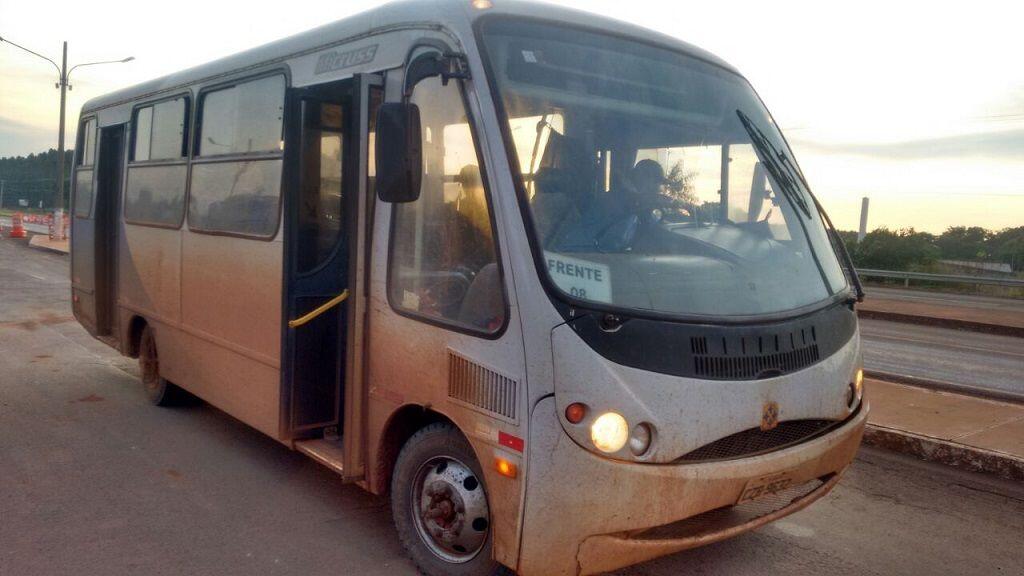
(838, 227), (1024, 298)
(0, 149), (73, 212)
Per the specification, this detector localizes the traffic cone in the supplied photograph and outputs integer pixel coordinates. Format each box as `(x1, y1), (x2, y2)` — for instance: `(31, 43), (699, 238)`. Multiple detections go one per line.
(9, 212), (27, 239)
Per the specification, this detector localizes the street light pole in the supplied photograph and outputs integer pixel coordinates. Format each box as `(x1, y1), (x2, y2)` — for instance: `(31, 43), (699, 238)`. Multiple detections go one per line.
(0, 35), (133, 240)
(55, 41), (68, 237)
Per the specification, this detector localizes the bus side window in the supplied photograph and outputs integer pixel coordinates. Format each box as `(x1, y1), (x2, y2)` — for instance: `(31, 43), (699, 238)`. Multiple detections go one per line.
(388, 76), (505, 334)
(73, 118), (97, 218)
(189, 75), (285, 238)
(125, 96), (189, 228)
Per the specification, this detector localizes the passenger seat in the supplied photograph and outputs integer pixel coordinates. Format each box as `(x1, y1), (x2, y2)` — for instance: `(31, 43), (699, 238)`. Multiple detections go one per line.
(457, 263), (503, 330)
(530, 168), (578, 244)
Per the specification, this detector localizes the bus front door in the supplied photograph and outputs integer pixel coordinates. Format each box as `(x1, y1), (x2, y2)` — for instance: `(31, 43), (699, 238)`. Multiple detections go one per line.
(95, 125), (124, 339)
(283, 80), (354, 441)
(282, 74), (382, 476)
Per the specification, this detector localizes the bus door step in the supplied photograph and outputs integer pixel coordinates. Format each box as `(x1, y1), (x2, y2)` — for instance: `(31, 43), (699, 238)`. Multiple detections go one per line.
(295, 438), (346, 477)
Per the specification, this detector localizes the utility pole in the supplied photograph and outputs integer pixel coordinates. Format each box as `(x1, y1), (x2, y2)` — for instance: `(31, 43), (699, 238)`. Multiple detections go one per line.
(1, 179), (5, 211)
(858, 197), (870, 243)
(55, 41), (68, 235)
(0, 35), (133, 240)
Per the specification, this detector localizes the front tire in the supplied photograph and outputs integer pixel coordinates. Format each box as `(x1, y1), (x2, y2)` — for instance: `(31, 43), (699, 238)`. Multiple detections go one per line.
(391, 423), (507, 576)
(138, 325), (191, 407)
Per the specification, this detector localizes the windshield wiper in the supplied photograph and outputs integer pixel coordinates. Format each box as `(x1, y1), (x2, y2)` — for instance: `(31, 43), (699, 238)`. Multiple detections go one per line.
(735, 110), (812, 218)
(736, 109), (863, 302)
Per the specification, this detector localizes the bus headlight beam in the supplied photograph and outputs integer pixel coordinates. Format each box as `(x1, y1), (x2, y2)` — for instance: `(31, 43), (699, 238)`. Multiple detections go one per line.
(591, 412), (629, 453)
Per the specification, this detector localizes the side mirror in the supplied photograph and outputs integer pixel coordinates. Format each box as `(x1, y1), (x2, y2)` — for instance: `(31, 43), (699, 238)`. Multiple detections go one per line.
(375, 102), (422, 203)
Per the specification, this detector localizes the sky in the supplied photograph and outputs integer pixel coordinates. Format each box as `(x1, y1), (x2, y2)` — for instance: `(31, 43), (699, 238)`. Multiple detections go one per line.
(1, 0), (1022, 233)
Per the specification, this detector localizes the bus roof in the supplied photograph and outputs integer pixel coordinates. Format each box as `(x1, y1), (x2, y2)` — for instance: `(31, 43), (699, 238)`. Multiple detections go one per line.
(81, 0), (738, 114)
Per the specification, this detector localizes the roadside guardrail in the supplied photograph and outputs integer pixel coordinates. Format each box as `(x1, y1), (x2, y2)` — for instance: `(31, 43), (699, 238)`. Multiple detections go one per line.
(857, 269), (1024, 289)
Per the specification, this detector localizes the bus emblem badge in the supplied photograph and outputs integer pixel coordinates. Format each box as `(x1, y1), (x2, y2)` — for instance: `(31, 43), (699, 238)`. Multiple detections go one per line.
(761, 402), (780, 431)
(314, 44), (379, 75)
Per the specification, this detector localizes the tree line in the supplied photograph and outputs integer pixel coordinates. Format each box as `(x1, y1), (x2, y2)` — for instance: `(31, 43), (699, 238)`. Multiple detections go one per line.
(0, 149), (74, 210)
(838, 226), (1024, 273)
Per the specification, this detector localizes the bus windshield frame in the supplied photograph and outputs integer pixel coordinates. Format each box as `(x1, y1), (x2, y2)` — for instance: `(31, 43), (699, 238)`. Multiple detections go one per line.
(475, 16), (852, 324)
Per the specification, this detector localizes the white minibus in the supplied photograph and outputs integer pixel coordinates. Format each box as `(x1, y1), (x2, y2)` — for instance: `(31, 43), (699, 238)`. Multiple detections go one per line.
(71, 2), (867, 574)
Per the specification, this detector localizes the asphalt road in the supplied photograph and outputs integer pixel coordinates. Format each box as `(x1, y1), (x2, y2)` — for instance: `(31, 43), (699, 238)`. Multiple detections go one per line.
(861, 318), (1024, 398)
(2, 238), (1023, 576)
(865, 286), (1024, 315)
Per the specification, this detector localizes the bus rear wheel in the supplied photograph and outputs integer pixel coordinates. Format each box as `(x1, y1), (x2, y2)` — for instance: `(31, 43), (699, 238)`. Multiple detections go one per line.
(391, 423), (508, 576)
(138, 325), (190, 407)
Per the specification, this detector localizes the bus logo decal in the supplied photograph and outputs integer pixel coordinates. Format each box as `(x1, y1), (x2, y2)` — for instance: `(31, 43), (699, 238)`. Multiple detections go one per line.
(314, 44), (379, 75)
(761, 401), (780, 431)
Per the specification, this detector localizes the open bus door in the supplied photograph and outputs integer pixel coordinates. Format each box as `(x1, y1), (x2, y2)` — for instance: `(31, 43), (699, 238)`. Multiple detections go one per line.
(282, 74), (383, 480)
(71, 121), (124, 342)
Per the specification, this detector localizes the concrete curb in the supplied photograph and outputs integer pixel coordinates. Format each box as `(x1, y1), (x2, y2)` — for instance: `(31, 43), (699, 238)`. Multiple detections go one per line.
(857, 309), (1024, 338)
(863, 424), (1024, 482)
(27, 234), (69, 255)
(865, 370), (1024, 405)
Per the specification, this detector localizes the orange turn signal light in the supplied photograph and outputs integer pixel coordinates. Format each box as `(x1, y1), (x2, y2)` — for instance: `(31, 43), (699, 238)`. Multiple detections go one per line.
(495, 457), (518, 478)
(565, 402), (587, 424)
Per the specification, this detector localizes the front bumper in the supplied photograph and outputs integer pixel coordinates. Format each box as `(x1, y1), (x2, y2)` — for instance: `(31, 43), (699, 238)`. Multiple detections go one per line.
(516, 397), (868, 576)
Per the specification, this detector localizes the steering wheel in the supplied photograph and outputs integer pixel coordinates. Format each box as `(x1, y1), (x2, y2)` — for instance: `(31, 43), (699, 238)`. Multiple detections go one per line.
(630, 193), (694, 224)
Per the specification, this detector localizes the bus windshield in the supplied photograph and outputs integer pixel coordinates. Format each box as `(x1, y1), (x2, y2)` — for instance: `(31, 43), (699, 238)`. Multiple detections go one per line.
(479, 19), (848, 318)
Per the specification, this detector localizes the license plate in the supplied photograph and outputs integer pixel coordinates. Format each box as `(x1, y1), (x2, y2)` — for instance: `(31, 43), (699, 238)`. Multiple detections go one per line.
(737, 472), (797, 504)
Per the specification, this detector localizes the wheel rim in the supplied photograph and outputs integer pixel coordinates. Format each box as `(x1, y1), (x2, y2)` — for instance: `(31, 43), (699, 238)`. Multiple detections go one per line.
(139, 332), (160, 394)
(411, 455), (490, 564)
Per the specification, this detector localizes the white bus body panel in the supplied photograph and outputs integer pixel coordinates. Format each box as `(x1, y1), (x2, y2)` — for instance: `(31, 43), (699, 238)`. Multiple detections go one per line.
(550, 325), (861, 462)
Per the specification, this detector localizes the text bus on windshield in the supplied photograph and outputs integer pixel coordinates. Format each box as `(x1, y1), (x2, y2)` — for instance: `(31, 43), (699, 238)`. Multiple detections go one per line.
(71, 2), (867, 574)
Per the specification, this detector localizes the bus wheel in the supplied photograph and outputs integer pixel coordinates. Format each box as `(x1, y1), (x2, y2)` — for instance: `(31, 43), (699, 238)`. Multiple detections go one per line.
(138, 325), (189, 407)
(391, 423), (507, 576)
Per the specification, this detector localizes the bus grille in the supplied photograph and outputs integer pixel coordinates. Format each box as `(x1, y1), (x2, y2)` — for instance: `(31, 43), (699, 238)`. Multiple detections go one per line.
(677, 419), (839, 463)
(691, 330), (820, 380)
(448, 351), (518, 422)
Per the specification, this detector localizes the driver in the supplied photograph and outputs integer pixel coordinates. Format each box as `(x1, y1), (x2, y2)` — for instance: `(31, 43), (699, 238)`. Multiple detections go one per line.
(628, 159), (692, 222)
(630, 159), (668, 198)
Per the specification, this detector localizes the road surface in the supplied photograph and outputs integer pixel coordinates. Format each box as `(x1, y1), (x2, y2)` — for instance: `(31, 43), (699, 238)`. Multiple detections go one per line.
(861, 318), (1024, 398)
(865, 286), (1024, 315)
(1, 238), (1023, 576)
(861, 285), (1024, 335)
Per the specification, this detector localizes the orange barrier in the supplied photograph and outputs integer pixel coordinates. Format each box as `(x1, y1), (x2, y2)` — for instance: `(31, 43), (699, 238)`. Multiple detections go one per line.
(8, 213), (27, 239)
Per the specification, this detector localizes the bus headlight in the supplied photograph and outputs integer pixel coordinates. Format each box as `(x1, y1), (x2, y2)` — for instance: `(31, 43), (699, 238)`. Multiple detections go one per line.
(591, 412), (629, 453)
(848, 368), (864, 409)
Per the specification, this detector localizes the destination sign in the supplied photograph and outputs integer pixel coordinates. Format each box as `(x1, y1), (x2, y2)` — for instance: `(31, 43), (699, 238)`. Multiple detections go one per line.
(544, 252), (612, 303)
